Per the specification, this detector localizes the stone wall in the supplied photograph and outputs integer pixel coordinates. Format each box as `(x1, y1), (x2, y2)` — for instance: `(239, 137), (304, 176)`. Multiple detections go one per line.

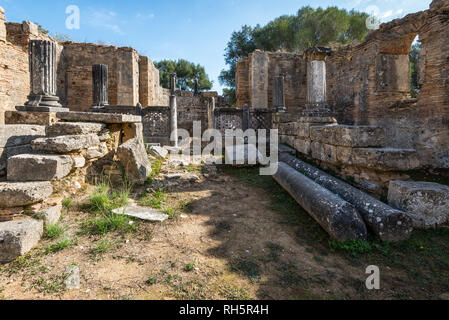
(0, 6), (178, 123)
(176, 91), (227, 134)
(236, 50), (307, 113)
(62, 43), (141, 111)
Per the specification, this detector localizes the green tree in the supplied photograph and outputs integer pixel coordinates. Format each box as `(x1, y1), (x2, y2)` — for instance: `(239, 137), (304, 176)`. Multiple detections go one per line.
(219, 6), (369, 102)
(155, 59), (213, 91)
(410, 42), (421, 98)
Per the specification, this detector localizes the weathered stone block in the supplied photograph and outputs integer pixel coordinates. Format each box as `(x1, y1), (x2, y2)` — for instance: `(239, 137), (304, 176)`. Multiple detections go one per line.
(56, 112), (142, 124)
(113, 205), (169, 222)
(388, 180), (449, 228)
(72, 156), (86, 168)
(0, 219), (43, 263)
(122, 122), (144, 143)
(31, 134), (100, 153)
(310, 125), (386, 147)
(5, 111), (58, 126)
(0, 125), (46, 148)
(311, 142), (338, 164)
(294, 138), (312, 155)
(351, 148), (420, 171)
(46, 122), (106, 136)
(7, 154), (73, 181)
(0, 182), (53, 207)
(116, 138), (152, 185)
(148, 146), (168, 159)
(22, 21), (38, 36)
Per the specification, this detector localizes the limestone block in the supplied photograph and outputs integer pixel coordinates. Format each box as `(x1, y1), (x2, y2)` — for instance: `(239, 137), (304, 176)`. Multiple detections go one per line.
(0, 219), (43, 263)
(0, 125), (46, 148)
(297, 123), (312, 138)
(5, 111), (58, 126)
(31, 134), (100, 153)
(311, 142), (338, 164)
(122, 122), (144, 143)
(388, 181), (449, 228)
(336, 146), (353, 164)
(22, 21), (39, 36)
(116, 138), (152, 185)
(113, 205), (169, 222)
(0, 182), (53, 207)
(56, 112), (142, 124)
(7, 154), (73, 181)
(40, 202), (62, 226)
(46, 122), (106, 137)
(311, 125), (386, 147)
(294, 138), (312, 155)
(351, 148), (420, 171)
(148, 146), (169, 159)
(72, 156), (86, 168)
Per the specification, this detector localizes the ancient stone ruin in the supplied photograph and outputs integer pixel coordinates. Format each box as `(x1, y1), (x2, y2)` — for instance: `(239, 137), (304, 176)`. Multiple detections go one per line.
(0, 1), (449, 263)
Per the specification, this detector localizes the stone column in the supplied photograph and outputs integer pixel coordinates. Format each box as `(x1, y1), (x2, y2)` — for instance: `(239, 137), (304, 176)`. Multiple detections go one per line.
(170, 73), (178, 147)
(92, 64), (109, 109)
(18, 40), (68, 112)
(243, 104), (250, 131)
(303, 47), (332, 117)
(273, 76), (286, 113)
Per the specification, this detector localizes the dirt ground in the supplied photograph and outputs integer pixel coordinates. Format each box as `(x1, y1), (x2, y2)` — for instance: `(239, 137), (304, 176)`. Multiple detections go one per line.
(0, 158), (448, 300)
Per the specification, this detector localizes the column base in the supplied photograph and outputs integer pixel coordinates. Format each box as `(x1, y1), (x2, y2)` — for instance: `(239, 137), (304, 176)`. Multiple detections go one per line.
(302, 103), (334, 117)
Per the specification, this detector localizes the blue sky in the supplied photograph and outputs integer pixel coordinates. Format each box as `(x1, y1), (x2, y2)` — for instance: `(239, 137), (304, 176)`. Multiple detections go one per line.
(0, 0), (432, 93)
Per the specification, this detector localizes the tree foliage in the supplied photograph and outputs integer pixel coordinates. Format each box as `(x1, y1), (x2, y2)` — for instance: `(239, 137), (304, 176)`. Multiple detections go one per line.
(155, 59), (213, 92)
(219, 6), (370, 100)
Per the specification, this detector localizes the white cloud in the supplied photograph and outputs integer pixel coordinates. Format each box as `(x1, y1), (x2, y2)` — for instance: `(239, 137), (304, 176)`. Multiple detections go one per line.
(136, 13), (155, 21)
(382, 10), (394, 18)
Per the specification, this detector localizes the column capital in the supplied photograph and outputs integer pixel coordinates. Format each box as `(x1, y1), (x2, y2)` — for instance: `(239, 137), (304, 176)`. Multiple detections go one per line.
(304, 47), (332, 61)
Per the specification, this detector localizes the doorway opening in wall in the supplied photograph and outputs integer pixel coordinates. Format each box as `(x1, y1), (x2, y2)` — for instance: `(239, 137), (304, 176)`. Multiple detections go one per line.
(409, 35), (421, 98)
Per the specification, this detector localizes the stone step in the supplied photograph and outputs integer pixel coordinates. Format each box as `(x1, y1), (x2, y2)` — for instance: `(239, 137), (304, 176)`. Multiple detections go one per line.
(0, 219), (44, 263)
(310, 125), (386, 148)
(46, 122), (106, 137)
(0, 125), (45, 148)
(56, 111), (141, 124)
(0, 181), (53, 208)
(342, 148), (421, 171)
(7, 154), (73, 182)
(31, 134), (100, 153)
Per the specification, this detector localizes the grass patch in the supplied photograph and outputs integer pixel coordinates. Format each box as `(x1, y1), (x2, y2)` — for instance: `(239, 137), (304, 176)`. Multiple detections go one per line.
(45, 238), (77, 255)
(85, 180), (130, 215)
(44, 223), (66, 240)
(81, 214), (136, 236)
(146, 158), (163, 185)
(184, 263), (196, 272)
(62, 198), (73, 210)
(33, 276), (65, 294)
(140, 190), (166, 209)
(91, 238), (114, 256)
